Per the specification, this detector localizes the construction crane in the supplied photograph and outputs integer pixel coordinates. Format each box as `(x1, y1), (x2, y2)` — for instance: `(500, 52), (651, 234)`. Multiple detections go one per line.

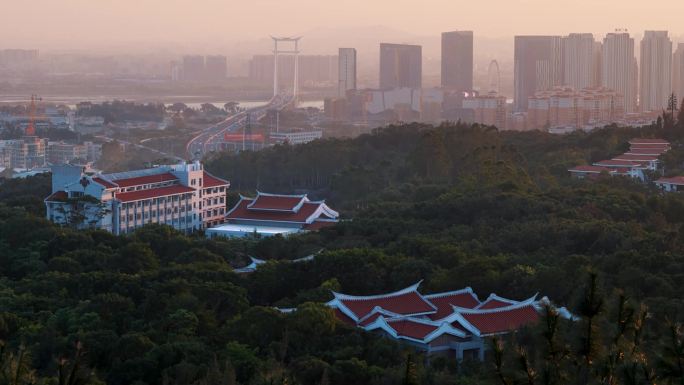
(25, 94), (42, 136)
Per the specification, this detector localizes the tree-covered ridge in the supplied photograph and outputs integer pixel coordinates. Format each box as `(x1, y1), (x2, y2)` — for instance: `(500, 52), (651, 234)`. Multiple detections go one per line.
(1, 120), (684, 384)
(205, 117), (684, 209)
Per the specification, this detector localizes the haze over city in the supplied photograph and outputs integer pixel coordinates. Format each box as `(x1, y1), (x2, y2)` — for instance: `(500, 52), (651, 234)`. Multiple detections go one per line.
(3, 1), (684, 384)
(2, 0), (684, 51)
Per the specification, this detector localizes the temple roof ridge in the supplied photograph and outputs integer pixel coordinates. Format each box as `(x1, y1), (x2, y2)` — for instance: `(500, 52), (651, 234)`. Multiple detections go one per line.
(332, 281), (424, 301)
(474, 292), (521, 309)
(452, 294), (538, 314)
(424, 287), (476, 299)
(254, 190), (308, 199)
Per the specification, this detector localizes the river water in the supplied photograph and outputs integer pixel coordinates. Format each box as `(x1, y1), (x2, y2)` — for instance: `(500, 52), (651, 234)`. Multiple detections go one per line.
(0, 95), (324, 110)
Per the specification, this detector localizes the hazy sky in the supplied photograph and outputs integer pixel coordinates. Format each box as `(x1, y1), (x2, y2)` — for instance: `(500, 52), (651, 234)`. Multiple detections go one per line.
(2, 0), (683, 51)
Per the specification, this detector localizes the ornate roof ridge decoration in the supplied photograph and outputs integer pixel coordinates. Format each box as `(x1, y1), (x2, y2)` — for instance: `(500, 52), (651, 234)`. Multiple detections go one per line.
(332, 281), (423, 301)
(452, 293), (538, 314)
(423, 287), (476, 299)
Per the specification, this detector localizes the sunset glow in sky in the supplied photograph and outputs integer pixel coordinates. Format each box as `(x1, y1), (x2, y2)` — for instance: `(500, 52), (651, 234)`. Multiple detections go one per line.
(2, 0), (683, 49)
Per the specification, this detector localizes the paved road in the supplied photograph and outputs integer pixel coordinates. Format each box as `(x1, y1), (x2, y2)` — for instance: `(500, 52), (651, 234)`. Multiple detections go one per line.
(185, 97), (289, 159)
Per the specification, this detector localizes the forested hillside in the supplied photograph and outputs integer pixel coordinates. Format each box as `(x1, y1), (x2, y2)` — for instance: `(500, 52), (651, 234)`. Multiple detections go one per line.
(1, 120), (684, 384)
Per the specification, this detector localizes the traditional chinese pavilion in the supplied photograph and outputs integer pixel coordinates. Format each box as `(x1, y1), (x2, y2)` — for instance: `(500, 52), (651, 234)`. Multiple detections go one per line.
(327, 282), (565, 361)
(206, 192), (339, 238)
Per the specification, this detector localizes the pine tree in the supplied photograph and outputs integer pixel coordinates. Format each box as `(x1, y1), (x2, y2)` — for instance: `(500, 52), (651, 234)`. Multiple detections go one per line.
(657, 320), (684, 383)
(573, 272), (605, 385)
(402, 353), (420, 385)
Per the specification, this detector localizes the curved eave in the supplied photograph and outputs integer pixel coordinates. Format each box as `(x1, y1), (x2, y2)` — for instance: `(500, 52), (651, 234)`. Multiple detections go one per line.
(452, 294), (539, 315)
(331, 280), (423, 301)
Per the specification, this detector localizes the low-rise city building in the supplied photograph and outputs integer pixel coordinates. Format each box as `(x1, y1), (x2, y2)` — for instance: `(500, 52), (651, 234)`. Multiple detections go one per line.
(568, 138), (669, 181)
(45, 161), (229, 234)
(269, 130), (323, 145)
(462, 93), (507, 128)
(528, 87), (624, 130)
(655, 176), (684, 192)
(0, 137), (48, 169)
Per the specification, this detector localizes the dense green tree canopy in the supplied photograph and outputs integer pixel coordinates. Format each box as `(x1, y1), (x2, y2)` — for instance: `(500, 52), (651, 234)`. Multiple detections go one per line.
(2, 120), (684, 384)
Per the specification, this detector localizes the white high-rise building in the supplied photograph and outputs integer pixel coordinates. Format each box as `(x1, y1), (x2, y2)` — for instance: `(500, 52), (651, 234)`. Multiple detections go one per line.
(672, 43), (684, 106)
(639, 31), (672, 112)
(562, 33), (596, 90)
(338, 48), (357, 97)
(602, 32), (637, 113)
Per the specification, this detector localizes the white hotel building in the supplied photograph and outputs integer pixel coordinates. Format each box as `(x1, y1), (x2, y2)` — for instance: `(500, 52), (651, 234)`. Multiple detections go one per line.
(45, 161), (229, 234)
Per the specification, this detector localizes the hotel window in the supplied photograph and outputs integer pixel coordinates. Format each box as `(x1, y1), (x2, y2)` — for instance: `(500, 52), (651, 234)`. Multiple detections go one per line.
(191, 179), (196, 186)
(136, 213), (141, 220)
(220, 197), (224, 204)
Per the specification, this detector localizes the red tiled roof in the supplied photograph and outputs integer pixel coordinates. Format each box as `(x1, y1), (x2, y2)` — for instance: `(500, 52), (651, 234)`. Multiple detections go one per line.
(656, 176), (684, 186)
(334, 309), (356, 326)
(387, 319), (439, 340)
(594, 160), (643, 167)
(93, 177), (117, 189)
(248, 194), (305, 211)
(462, 305), (539, 335)
(115, 185), (195, 202)
(630, 144), (671, 150)
(203, 171), (229, 188)
(568, 165), (613, 173)
(340, 291), (435, 320)
(478, 299), (514, 310)
(612, 154), (659, 162)
(359, 312), (384, 327)
(45, 191), (68, 201)
(626, 148), (668, 155)
(629, 138), (669, 145)
(227, 198), (322, 223)
(427, 293), (480, 320)
(111, 172), (178, 187)
(612, 167), (632, 174)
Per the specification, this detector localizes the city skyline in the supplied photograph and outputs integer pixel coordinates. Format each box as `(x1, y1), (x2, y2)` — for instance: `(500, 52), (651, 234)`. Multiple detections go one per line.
(1, 0), (684, 51)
